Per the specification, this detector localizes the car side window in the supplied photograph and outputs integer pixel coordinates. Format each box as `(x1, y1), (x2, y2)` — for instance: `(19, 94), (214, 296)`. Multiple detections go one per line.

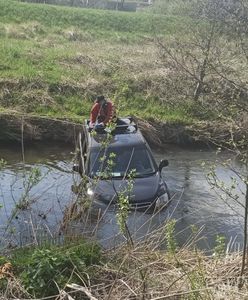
(129, 148), (154, 174)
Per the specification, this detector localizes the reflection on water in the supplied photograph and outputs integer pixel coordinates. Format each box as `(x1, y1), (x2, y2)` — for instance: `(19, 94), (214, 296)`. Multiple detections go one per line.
(157, 148), (245, 252)
(0, 142), (246, 252)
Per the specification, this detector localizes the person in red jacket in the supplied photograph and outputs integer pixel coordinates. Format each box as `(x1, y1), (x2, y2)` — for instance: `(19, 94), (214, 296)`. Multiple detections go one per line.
(90, 95), (115, 128)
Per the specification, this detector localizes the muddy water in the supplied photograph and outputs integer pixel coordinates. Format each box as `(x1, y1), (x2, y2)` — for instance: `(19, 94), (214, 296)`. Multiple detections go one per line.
(0, 143), (245, 252)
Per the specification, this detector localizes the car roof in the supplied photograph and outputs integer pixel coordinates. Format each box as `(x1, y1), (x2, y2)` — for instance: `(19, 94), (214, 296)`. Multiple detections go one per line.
(89, 129), (147, 149)
(83, 118), (148, 150)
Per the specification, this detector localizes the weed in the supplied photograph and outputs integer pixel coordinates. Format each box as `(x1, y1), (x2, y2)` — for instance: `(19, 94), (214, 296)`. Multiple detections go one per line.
(116, 170), (135, 238)
(188, 268), (208, 300)
(165, 219), (177, 256)
(12, 240), (101, 298)
(213, 234), (226, 258)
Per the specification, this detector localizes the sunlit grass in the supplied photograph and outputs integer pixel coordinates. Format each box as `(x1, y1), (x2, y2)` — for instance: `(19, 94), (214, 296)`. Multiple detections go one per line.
(0, 0), (197, 124)
(0, 0), (188, 35)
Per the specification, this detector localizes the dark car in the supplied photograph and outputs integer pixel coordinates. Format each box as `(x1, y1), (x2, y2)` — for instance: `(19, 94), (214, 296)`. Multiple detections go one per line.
(73, 118), (170, 210)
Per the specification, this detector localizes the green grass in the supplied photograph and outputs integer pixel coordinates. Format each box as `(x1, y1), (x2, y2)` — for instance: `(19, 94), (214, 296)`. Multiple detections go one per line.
(9, 239), (101, 298)
(0, 0), (244, 126)
(0, 0), (199, 124)
(0, 0), (187, 36)
(121, 96), (195, 124)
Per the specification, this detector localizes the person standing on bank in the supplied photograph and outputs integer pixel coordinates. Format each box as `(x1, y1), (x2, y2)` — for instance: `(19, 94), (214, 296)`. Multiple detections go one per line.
(90, 95), (115, 129)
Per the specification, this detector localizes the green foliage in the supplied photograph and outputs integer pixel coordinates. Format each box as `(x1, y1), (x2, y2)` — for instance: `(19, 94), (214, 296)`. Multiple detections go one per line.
(26, 166), (41, 186)
(116, 170), (135, 235)
(185, 242), (210, 300)
(188, 269), (208, 300)
(213, 235), (226, 258)
(12, 240), (101, 298)
(21, 248), (74, 296)
(206, 164), (241, 205)
(0, 257), (8, 290)
(165, 219), (177, 255)
(0, 255), (8, 265)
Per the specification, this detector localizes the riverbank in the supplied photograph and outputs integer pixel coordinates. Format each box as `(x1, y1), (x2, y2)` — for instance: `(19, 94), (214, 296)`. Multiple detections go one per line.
(1, 236), (247, 299)
(1, 111), (247, 149)
(0, 111), (82, 143)
(0, 0), (247, 150)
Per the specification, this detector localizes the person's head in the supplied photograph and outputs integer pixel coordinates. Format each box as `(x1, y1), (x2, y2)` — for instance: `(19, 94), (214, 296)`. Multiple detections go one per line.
(96, 95), (106, 105)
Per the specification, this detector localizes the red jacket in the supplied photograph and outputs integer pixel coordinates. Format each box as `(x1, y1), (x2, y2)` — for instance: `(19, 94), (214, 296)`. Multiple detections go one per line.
(90, 101), (115, 125)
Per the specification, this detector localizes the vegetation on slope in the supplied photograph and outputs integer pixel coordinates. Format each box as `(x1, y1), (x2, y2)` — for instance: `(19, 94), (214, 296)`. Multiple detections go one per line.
(0, 0), (195, 124)
(0, 0), (247, 133)
(0, 225), (247, 299)
(0, 0), (186, 34)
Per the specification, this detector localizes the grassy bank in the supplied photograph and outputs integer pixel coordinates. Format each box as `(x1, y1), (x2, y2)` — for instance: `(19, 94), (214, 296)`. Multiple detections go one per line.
(0, 0), (186, 35)
(0, 0), (247, 135)
(0, 0), (196, 124)
(1, 233), (247, 299)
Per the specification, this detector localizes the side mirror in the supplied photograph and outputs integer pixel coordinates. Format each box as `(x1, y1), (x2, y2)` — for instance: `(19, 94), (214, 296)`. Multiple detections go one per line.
(158, 159), (169, 172)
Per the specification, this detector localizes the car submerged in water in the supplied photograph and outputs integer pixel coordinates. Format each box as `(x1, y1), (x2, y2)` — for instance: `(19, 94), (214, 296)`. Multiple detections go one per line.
(73, 117), (170, 210)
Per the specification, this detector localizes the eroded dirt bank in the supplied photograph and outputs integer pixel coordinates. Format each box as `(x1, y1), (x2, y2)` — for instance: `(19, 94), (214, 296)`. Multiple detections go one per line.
(0, 112), (247, 148)
(0, 112), (83, 144)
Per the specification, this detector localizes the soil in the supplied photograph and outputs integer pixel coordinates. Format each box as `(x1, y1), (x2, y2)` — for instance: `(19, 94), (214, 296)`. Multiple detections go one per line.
(0, 112), (247, 149)
(0, 112), (83, 143)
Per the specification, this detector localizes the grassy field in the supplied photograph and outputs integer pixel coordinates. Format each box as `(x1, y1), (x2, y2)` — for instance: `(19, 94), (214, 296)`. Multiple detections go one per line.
(0, 0), (246, 130)
(0, 0), (195, 124)
(0, 0), (186, 34)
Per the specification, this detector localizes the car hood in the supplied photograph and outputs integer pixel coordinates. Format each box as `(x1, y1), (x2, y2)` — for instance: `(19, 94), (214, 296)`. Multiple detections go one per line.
(91, 172), (161, 206)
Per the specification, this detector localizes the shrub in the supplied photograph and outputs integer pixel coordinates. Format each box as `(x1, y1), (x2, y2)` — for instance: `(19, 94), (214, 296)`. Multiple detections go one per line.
(12, 240), (101, 298)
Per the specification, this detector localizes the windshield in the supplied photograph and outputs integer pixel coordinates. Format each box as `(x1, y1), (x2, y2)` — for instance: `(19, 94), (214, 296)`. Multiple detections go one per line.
(89, 146), (156, 178)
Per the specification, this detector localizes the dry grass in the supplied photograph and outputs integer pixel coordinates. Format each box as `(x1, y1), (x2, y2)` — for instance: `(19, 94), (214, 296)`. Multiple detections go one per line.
(1, 242), (248, 299)
(4, 22), (44, 39)
(57, 195), (248, 300)
(1, 223), (248, 300)
(135, 117), (162, 147)
(188, 120), (248, 149)
(84, 245), (248, 300)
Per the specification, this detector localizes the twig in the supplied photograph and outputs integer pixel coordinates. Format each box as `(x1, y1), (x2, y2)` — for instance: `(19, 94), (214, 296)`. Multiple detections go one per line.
(118, 279), (138, 296)
(60, 290), (75, 300)
(66, 283), (98, 300)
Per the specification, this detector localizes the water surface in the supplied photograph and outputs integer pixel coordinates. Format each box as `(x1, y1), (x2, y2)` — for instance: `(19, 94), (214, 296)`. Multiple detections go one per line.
(0, 142), (245, 252)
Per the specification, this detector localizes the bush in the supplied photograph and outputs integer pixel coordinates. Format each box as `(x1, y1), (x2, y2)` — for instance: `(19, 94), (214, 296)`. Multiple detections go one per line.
(12, 240), (101, 298)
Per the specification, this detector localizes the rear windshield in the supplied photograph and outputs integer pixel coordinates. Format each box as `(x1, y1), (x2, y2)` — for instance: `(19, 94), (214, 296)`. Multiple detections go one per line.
(89, 146), (157, 178)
